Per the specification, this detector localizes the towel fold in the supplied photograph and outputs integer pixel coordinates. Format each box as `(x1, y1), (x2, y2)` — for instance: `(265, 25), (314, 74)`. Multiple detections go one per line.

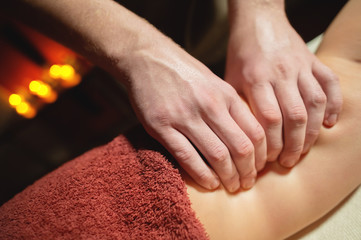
(0, 127), (208, 240)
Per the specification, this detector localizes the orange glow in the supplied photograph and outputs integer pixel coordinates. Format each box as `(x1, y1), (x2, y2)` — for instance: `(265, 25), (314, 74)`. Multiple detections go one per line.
(22, 108), (37, 118)
(49, 64), (61, 78)
(37, 83), (50, 97)
(29, 80), (50, 96)
(61, 73), (81, 87)
(60, 64), (75, 80)
(49, 64), (76, 81)
(9, 94), (22, 106)
(15, 102), (36, 118)
(42, 91), (57, 103)
(49, 64), (80, 87)
(29, 80), (42, 93)
(28, 80), (57, 102)
(15, 102), (29, 114)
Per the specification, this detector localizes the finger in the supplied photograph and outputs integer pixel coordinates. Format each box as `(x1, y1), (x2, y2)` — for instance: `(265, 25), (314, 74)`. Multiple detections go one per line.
(298, 72), (327, 154)
(275, 82), (307, 168)
(204, 109), (258, 190)
(228, 97), (267, 174)
(312, 60), (343, 127)
(155, 127), (220, 190)
(244, 83), (283, 163)
(180, 120), (241, 193)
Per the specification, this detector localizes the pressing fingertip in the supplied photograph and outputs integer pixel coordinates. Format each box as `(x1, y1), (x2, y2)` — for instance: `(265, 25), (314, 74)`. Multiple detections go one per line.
(226, 181), (241, 193)
(256, 162), (266, 172)
(280, 158), (295, 168)
(209, 178), (220, 190)
(324, 114), (338, 127)
(302, 143), (311, 155)
(242, 177), (256, 190)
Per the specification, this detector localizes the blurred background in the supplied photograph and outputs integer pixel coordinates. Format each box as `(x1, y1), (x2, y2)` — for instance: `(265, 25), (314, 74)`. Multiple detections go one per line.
(0, 0), (347, 205)
(0, 21), (138, 205)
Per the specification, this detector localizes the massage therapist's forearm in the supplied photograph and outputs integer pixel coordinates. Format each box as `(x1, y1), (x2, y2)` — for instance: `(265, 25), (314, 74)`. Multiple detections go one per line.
(228, 0), (284, 20)
(2, 0), (158, 85)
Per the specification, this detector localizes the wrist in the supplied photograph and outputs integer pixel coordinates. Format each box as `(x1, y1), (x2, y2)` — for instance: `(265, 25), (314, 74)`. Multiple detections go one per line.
(228, 0), (284, 12)
(228, 0), (286, 29)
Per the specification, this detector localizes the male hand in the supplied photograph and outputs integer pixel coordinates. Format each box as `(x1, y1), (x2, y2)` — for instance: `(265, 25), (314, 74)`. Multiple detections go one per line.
(125, 36), (267, 192)
(225, 1), (343, 168)
(4, 0), (266, 192)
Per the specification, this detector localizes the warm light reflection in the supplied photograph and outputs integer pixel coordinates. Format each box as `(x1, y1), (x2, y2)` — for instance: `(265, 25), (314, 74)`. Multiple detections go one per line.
(9, 94), (22, 106)
(49, 64), (80, 87)
(15, 102), (29, 114)
(29, 80), (50, 96)
(29, 80), (41, 93)
(61, 74), (81, 87)
(60, 64), (75, 80)
(28, 80), (57, 103)
(15, 102), (36, 119)
(49, 64), (61, 78)
(37, 83), (50, 97)
(42, 91), (57, 103)
(49, 64), (76, 80)
(22, 107), (36, 118)
(7, 60), (83, 119)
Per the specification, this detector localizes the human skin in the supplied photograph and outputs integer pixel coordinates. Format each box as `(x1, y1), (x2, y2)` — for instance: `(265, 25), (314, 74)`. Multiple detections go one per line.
(187, 58), (361, 239)
(186, 0), (361, 238)
(226, 0), (343, 168)
(1, 0), (267, 192)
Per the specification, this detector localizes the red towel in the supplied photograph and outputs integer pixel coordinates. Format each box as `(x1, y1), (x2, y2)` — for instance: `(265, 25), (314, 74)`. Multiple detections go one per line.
(0, 127), (208, 239)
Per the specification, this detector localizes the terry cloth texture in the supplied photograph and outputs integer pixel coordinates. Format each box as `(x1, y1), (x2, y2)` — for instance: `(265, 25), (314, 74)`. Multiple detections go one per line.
(0, 127), (208, 240)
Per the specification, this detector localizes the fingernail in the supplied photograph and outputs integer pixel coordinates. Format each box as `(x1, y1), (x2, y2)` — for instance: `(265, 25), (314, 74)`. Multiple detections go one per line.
(210, 178), (220, 190)
(325, 114), (338, 127)
(242, 177), (255, 190)
(281, 158), (295, 168)
(228, 181), (241, 193)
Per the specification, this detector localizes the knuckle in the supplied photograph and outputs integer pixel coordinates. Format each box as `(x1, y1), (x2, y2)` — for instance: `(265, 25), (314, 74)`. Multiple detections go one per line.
(196, 169), (214, 184)
(261, 108), (282, 127)
(243, 169), (257, 179)
(173, 146), (193, 162)
(236, 141), (254, 158)
(241, 66), (266, 85)
(209, 144), (229, 163)
(309, 91), (327, 107)
(251, 124), (266, 144)
(306, 128), (320, 139)
(327, 70), (340, 83)
(146, 110), (171, 128)
(199, 94), (221, 118)
(284, 144), (304, 155)
(275, 61), (292, 79)
(286, 105), (307, 125)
